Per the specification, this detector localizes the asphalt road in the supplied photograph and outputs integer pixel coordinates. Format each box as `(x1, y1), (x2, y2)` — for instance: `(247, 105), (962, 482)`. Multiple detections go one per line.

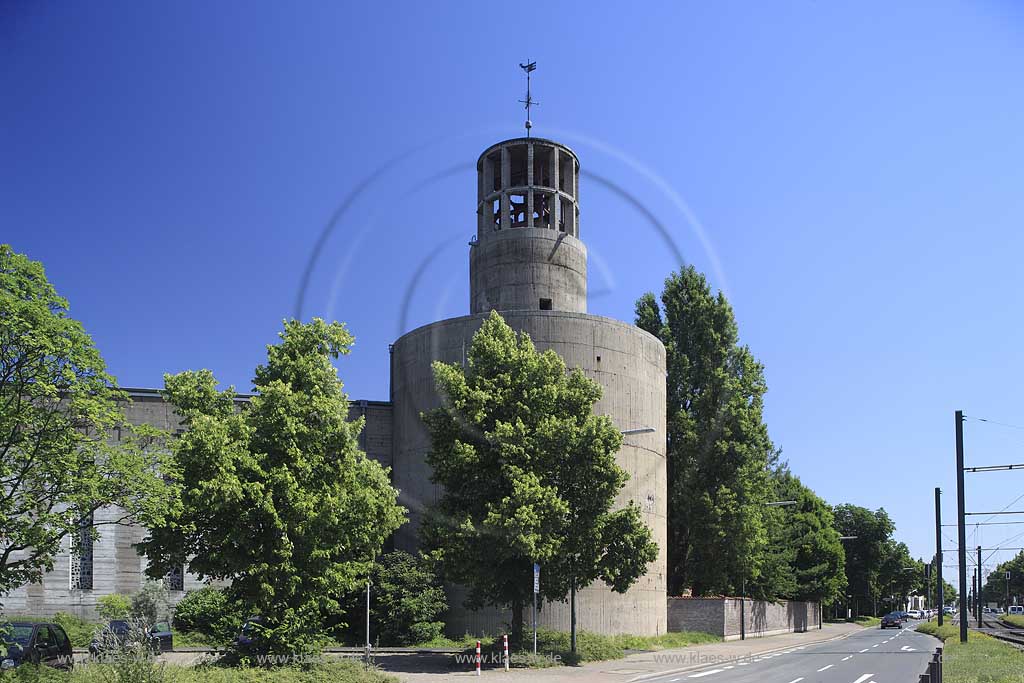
(639, 622), (936, 683)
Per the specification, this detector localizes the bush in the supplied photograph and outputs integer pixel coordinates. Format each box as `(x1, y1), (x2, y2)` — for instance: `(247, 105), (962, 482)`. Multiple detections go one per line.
(345, 551), (446, 647)
(97, 594), (132, 621)
(51, 612), (97, 648)
(131, 581), (171, 625)
(172, 588), (243, 643)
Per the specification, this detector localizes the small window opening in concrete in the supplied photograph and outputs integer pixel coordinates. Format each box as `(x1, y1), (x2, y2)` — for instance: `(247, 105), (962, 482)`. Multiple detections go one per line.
(492, 198), (501, 228)
(533, 192), (552, 228)
(559, 154), (574, 194)
(596, 355), (601, 362)
(488, 152), (501, 192)
(539, 298), (552, 310)
(510, 194), (527, 227)
(533, 146), (552, 186)
(509, 144), (528, 187)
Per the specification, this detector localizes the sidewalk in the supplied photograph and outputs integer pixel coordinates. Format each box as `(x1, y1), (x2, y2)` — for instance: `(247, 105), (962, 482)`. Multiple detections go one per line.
(388, 622), (866, 683)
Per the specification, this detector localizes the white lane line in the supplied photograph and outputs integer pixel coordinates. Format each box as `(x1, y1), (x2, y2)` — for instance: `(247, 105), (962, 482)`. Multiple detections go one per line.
(785, 678), (804, 683)
(852, 675), (874, 683)
(817, 664), (833, 672)
(871, 644), (879, 647)
(688, 670), (724, 678)
(723, 665), (734, 669)
(859, 648), (869, 653)
(841, 656), (851, 661)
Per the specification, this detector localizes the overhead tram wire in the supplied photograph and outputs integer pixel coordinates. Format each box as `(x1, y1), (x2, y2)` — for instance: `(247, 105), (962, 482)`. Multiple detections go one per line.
(967, 416), (1024, 431)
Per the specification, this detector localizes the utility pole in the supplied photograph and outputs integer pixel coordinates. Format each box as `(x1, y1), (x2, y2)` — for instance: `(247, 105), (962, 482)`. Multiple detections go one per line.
(935, 487), (944, 626)
(956, 410), (969, 642)
(977, 546), (983, 627)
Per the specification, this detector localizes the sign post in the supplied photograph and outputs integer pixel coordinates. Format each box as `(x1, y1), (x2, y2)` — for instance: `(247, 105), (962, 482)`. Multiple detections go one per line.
(533, 563), (540, 656)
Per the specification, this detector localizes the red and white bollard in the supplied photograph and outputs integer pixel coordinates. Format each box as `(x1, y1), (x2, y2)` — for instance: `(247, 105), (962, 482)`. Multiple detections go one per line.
(503, 634), (509, 671)
(475, 640), (481, 676)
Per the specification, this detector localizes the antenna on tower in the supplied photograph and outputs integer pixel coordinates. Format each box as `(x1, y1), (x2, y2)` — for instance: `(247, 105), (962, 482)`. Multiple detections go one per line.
(519, 60), (538, 136)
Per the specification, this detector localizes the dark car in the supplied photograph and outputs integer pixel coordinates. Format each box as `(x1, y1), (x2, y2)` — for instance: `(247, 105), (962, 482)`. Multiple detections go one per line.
(0, 622), (74, 671)
(880, 612), (902, 629)
(89, 620), (173, 656)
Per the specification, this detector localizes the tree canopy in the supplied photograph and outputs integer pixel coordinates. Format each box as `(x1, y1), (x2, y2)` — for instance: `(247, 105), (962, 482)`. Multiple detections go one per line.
(139, 319), (405, 655)
(422, 311), (657, 644)
(0, 244), (174, 600)
(635, 266), (775, 596)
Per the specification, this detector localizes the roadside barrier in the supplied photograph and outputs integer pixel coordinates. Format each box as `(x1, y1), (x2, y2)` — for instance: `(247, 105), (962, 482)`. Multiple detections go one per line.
(918, 645), (942, 683)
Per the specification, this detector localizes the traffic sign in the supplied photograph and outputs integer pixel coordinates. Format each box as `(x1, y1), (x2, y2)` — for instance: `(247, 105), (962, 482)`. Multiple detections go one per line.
(533, 563), (540, 593)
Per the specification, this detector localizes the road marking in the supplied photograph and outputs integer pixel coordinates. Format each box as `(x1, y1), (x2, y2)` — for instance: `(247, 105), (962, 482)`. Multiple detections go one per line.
(852, 675), (874, 683)
(723, 666), (733, 669)
(871, 644), (879, 647)
(688, 670), (724, 678)
(817, 664), (833, 672)
(842, 656), (851, 661)
(785, 679), (804, 683)
(859, 648), (869, 652)
(900, 645), (916, 651)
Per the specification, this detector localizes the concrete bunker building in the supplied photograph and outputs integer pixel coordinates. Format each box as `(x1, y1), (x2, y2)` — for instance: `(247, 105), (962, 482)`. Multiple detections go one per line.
(391, 136), (668, 635)
(4, 136), (668, 637)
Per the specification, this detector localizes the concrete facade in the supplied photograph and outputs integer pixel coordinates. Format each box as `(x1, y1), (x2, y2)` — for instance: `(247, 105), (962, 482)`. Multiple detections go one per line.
(667, 597), (822, 640)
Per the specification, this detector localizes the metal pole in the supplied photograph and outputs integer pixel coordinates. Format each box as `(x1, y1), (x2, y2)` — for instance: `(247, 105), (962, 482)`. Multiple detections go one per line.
(955, 410), (968, 642)
(936, 487), (944, 627)
(977, 546), (983, 627)
(740, 578), (746, 640)
(365, 579), (371, 664)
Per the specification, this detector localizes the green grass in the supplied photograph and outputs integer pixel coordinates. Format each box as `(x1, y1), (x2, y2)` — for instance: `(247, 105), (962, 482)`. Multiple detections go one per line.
(0, 661), (397, 683)
(457, 628), (719, 668)
(917, 622), (1024, 683)
(850, 616), (880, 627)
(1000, 613), (1024, 628)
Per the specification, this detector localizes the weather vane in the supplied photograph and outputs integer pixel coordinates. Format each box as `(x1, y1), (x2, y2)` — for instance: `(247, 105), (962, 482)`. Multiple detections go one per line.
(519, 60), (538, 136)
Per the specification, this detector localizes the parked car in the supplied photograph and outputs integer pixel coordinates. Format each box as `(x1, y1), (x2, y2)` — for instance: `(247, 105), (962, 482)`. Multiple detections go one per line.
(88, 620), (173, 656)
(907, 609), (922, 619)
(0, 622), (74, 671)
(897, 611), (911, 622)
(1008, 605), (1024, 615)
(880, 612), (902, 629)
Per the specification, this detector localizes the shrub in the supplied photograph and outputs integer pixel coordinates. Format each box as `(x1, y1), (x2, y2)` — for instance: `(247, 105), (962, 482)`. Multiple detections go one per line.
(131, 581), (171, 625)
(51, 612), (97, 648)
(97, 594), (132, 621)
(343, 551), (446, 647)
(172, 588), (243, 642)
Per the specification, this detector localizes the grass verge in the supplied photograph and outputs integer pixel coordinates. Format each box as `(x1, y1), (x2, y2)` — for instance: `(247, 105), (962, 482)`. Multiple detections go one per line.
(456, 628), (719, 668)
(850, 616), (880, 627)
(1000, 613), (1024, 628)
(0, 661), (397, 682)
(917, 622), (1024, 683)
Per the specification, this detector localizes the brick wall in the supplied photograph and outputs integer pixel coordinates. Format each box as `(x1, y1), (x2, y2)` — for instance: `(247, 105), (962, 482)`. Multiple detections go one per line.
(668, 597), (821, 639)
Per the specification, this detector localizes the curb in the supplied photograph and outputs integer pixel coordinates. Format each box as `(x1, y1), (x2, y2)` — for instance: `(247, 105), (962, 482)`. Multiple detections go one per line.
(624, 625), (866, 682)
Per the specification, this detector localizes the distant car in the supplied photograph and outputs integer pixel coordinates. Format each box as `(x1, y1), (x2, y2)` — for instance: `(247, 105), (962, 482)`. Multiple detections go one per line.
(898, 611), (911, 622)
(908, 609), (922, 619)
(1008, 605), (1024, 615)
(943, 607), (955, 615)
(88, 620), (172, 656)
(0, 622), (74, 671)
(983, 607), (992, 614)
(881, 612), (902, 629)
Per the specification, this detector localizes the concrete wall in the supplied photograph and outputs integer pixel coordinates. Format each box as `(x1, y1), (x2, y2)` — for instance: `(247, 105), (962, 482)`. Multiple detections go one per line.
(469, 228), (587, 315)
(668, 597), (822, 640)
(390, 310), (667, 636)
(2, 391), (393, 619)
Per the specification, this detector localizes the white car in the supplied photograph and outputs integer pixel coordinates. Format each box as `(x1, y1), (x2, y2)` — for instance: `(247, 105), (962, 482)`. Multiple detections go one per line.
(907, 609), (922, 619)
(1009, 605), (1024, 615)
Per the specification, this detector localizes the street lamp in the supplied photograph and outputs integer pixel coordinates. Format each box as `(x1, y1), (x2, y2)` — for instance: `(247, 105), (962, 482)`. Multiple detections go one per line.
(621, 427), (656, 435)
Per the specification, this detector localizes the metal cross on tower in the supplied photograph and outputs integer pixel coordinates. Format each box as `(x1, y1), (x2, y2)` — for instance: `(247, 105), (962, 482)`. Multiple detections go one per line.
(519, 60), (538, 136)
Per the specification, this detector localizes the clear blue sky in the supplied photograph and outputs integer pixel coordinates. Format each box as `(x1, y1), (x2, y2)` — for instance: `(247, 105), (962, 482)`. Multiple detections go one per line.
(4, 1), (1024, 574)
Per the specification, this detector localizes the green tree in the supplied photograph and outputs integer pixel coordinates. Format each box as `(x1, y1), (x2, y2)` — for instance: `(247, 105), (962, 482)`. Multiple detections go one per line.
(751, 468), (846, 603)
(97, 593), (132, 621)
(0, 244), (175, 600)
(422, 311), (657, 650)
(346, 550), (447, 646)
(981, 552), (1024, 607)
(833, 504), (895, 616)
(635, 267), (775, 596)
(138, 319), (406, 656)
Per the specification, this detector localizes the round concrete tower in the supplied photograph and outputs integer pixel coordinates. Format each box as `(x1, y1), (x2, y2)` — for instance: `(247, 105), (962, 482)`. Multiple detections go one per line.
(391, 137), (667, 636)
